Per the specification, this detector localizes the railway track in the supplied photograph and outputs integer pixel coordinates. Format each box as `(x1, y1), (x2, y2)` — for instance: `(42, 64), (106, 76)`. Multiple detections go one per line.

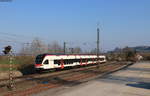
(0, 61), (133, 96)
(0, 61), (117, 84)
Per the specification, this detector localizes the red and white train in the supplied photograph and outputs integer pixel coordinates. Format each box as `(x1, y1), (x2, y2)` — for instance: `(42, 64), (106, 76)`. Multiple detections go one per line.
(35, 54), (106, 71)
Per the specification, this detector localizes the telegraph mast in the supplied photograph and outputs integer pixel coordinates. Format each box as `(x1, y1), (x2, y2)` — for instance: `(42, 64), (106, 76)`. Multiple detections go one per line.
(96, 22), (101, 69)
(64, 42), (66, 54)
(97, 24), (100, 58)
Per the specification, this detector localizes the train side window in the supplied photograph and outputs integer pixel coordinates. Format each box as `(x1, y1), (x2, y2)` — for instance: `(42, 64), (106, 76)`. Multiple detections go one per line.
(44, 60), (49, 64)
(54, 60), (57, 64)
(74, 59), (77, 62)
(100, 58), (104, 61)
(58, 60), (60, 65)
(77, 59), (80, 62)
(54, 60), (60, 65)
(74, 59), (76, 62)
(64, 59), (67, 65)
(82, 59), (85, 62)
(67, 60), (69, 64)
(69, 59), (73, 64)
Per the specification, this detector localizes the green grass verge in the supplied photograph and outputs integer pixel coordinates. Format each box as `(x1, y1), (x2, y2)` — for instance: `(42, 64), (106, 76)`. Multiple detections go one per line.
(0, 56), (35, 72)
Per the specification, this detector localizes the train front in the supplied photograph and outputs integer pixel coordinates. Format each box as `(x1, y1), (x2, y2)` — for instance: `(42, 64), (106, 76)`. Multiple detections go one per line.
(35, 54), (46, 71)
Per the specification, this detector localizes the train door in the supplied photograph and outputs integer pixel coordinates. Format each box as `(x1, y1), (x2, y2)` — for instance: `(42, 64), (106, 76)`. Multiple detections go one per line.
(60, 58), (64, 69)
(80, 58), (83, 66)
(42, 59), (50, 69)
(92, 58), (94, 64)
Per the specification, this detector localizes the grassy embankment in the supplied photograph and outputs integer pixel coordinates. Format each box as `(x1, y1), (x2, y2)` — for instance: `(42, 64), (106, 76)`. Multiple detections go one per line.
(0, 56), (35, 74)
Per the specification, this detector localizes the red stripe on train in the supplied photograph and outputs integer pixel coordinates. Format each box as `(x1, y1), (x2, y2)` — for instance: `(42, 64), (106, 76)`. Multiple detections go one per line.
(60, 59), (64, 69)
(35, 64), (42, 67)
(80, 58), (83, 66)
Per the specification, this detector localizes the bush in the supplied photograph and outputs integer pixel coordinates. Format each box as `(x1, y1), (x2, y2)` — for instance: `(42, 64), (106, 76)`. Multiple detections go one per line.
(16, 56), (35, 75)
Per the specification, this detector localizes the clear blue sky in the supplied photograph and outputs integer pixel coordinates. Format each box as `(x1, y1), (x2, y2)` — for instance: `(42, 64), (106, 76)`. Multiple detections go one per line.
(0, 0), (150, 52)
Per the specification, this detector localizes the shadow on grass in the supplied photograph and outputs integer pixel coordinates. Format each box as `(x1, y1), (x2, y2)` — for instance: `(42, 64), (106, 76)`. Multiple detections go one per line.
(18, 64), (36, 75)
(126, 82), (150, 89)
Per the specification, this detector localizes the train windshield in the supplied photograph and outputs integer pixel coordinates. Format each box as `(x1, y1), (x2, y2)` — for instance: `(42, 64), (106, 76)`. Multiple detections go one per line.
(35, 54), (45, 64)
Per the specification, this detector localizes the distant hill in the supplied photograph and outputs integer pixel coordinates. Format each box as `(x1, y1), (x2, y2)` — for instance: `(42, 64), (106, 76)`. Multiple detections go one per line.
(109, 46), (150, 53)
(132, 46), (150, 52)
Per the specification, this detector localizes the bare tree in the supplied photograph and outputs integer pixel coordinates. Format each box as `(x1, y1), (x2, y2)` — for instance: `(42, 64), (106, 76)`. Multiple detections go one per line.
(30, 38), (47, 55)
(122, 46), (136, 61)
(48, 41), (63, 53)
(73, 47), (82, 54)
(90, 48), (97, 54)
(20, 38), (48, 56)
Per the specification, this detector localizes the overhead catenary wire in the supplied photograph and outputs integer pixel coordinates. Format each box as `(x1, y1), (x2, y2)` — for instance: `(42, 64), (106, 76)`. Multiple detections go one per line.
(0, 32), (49, 44)
(0, 32), (31, 38)
(62, 41), (97, 54)
(0, 39), (26, 44)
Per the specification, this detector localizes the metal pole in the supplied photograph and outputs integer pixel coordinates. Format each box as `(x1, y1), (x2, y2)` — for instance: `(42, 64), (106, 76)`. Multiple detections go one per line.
(97, 27), (100, 58)
(64, 42), (66, 54)
(69, 48), (74, 54)
(97, 27), (100, 68)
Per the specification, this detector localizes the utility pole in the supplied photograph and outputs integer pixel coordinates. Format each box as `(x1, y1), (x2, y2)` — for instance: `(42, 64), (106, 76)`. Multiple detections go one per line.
(64, 42), (66, 54)
(97, 27), (100, 58)
(97, 25), (100, 68)
(3, 46), (14, 90)
(69, 48), (74, 54)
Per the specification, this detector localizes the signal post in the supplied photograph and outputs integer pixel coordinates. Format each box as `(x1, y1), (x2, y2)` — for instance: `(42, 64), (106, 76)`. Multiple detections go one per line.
(3, 45), (14, 90)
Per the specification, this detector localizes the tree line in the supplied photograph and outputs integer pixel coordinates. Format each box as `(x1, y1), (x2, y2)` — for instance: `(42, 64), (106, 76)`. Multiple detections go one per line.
(19, 38), (89, 56)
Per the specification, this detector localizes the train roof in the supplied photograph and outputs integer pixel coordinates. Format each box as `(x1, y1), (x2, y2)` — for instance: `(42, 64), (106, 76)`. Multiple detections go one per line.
(36, 53), (100, 56)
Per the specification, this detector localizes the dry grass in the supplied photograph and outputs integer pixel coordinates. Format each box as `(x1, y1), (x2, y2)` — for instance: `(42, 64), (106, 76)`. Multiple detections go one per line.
(140, 53), (150, 60)
(0, 56), (35, 74)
